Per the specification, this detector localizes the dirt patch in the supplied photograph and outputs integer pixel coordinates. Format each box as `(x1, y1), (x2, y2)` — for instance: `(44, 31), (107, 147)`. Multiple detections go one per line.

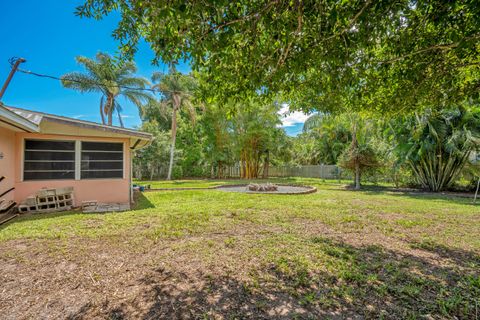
(1, 220), (478, 319)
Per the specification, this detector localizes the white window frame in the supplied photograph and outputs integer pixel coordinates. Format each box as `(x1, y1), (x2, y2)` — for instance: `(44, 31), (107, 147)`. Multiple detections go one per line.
(22, 138), (125, 181)
(75, 141), (81, 180)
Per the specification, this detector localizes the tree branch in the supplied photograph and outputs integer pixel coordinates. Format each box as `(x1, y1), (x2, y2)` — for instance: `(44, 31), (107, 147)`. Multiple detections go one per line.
(204, 0), (280, 36)
(317, 0), (373, 46)
(380, 34), (480, 64)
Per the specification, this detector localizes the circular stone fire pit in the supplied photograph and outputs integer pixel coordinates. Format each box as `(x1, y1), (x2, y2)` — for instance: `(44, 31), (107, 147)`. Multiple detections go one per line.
(216, 184), (316, 195)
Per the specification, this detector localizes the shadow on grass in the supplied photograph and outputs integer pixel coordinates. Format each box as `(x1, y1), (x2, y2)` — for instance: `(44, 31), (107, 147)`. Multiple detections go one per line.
(340, 184), (477, 205)
(132, 191), (155, 210)
(0, 210), (87, 231)
(0, 192), (155, 231)
(67, 237), (479, 319)
(410, 239), (480, 267)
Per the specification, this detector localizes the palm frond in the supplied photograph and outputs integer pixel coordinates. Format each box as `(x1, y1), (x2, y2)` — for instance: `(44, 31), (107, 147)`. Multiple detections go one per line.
(158, 100), (172, 119)
(302, 113), (323, 132)
(151, 71), (166, 84)
(61, 73), (101, 93)
(116, 60), (137, 77)
(182, 99), (197, 124)
(122, 90), (155, 108)
(119, 76), (151, 88)
(75, 55), (104, 79)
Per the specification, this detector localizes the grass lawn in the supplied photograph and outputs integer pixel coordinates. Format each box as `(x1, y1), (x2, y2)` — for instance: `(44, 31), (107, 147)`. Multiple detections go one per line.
(1, 178), (479, 319)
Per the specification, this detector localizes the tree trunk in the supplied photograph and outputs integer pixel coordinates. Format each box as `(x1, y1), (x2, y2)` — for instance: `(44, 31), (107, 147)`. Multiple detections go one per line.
(218, 161), (224, 179)
(262, 150), (270, 179)
(117, 108), (124, 128)
(106, 95), (114, 126)
(99, 97), (106, 125)
(167, 107), (178, 180)
(354, 161), (361, 190)
(108, 111), (113, 126)
(150, 164), (155, 180)
(474, 177), (480, 204)
(351, 121), (361, 190)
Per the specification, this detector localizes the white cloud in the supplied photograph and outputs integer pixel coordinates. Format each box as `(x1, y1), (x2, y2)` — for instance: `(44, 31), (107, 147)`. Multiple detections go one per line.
(71, 114), (87, 119)
(278, 104), (310, 127)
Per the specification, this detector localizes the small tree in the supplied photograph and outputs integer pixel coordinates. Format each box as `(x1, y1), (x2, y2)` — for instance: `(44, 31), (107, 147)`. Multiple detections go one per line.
(338, 117), (381, 190)
(339, 137), (380, 190)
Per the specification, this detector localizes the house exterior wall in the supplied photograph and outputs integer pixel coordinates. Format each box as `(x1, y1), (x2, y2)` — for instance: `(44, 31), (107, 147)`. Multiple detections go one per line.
(0, 126), (16, 202)
(13, 132), (131, 206)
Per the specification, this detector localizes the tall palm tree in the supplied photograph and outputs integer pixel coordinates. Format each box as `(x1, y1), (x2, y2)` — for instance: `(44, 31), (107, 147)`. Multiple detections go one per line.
(61, 52), (152, 126)
(151, 67), (197, 180)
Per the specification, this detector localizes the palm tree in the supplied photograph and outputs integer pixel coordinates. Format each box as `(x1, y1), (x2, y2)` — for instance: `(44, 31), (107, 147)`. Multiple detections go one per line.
(302, 113), (324, 133)
(151, 67), (197, 180)
(302, 113), (351, 165)
(394, 107), (480, 191)
(61, 52), (152, 126)
(338, 114), (380, 190)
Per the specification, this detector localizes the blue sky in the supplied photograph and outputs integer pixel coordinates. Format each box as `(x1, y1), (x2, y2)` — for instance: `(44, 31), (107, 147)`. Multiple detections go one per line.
(0, 0), (306, 135)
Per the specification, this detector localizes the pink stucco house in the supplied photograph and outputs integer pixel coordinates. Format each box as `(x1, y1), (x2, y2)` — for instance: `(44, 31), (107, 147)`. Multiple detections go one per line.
(0, 103), (151, 209)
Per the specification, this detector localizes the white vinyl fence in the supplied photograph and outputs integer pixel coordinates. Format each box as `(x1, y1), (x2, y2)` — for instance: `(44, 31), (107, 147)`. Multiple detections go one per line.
(135, 164), (347, 180)
(223, 164), (345, 179)
(270, 165), (343, 179)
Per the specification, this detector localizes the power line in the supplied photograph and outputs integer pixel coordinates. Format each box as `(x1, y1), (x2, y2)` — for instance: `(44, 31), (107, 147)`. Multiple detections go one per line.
(19, 68), (158, 93)
(6, 57), (174, 94)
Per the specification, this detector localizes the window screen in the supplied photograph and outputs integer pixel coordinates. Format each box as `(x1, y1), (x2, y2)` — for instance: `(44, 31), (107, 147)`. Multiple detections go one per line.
(24, 140), (75, 180)
(81, 141), (123, 179)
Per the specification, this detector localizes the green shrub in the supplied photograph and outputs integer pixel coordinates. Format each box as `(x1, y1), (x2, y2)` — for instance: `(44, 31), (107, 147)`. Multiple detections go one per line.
(172, 166), (184, 179)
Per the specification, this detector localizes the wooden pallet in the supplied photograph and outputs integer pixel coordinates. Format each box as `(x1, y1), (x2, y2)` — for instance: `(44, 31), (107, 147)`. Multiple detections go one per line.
(0, 177), (17, 223)
(0, 199), (16, 214)
(0, 212), (18, 225)
(0, 202), (18, 225)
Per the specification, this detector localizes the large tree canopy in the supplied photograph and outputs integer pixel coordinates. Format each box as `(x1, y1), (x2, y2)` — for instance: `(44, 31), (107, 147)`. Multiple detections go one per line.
(78, 0), (479, 113)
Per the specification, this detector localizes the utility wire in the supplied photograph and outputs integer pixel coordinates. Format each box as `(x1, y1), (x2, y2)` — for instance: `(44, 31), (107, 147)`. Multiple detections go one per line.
(7, 57), (177, 94)
(18, 68), (158, 93)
